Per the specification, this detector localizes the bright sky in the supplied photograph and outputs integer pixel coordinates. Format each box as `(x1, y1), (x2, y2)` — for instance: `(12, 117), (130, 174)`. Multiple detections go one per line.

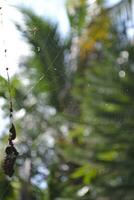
(0, 0), (69, 78)
(105, 0), (120, 6)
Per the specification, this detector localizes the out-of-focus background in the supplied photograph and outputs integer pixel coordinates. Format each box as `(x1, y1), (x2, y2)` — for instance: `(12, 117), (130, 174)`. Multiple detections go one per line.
(0, 0), (134, 199)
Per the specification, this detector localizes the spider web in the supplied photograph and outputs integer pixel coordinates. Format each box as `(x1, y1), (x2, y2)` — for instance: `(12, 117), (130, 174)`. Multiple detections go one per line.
(0, 0), (67, 198)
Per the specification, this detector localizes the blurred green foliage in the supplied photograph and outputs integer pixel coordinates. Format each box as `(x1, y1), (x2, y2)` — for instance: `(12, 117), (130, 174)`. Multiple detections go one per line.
(0, 0), (134, 199)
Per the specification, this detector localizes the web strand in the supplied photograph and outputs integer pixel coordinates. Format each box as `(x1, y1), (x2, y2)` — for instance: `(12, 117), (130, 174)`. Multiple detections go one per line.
(0, 3), (19, 178)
